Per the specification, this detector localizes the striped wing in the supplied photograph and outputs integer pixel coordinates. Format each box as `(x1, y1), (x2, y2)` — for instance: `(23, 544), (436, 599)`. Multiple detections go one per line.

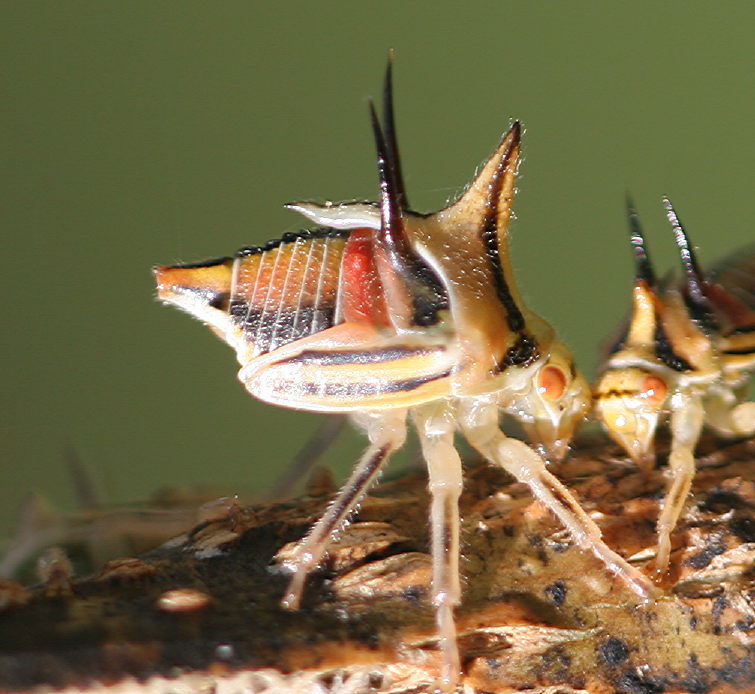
(157, 228), (393, 357)
(229, 229), (351, 357)
(156, 226), (457, 412)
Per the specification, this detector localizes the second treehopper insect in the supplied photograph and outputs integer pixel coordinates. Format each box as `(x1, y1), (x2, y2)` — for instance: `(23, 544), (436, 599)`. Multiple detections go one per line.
(155, 59), (655, 688)
(595, 198), (755, 576)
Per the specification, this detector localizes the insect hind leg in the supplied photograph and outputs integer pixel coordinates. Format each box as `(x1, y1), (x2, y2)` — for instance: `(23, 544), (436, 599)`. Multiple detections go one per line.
(655, 396), (704, 575)
(413, 403), (463, 689)
(459, 398), (657, 600)
(280, 410), (406, 610)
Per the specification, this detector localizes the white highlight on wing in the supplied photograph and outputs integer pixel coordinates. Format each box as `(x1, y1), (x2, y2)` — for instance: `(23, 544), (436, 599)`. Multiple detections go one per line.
(286, 201), (381, 230)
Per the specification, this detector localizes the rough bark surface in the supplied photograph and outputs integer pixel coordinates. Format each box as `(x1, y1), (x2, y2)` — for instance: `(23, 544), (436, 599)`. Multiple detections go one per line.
(1, 435), (754, 694)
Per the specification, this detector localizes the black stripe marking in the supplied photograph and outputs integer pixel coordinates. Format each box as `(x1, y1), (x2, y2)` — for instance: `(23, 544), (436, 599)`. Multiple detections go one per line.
(722, 346), (755, 356)
(285, 369), (452, 398)
(727, 325), (755, 335)
(548, 483), (575, 512)
(281, 346), (444, 367)
(499, 333), (539, 369)
(234, 228), (348, 258)
(480, 125), (526, 334)
(682, 294), (719, 335)
(654, 323), (693, 372)
(317, 443), (390, 536)
(171, 256), (232, 269)
(595, 389), (642, 400)
(441, 496), (456, 555)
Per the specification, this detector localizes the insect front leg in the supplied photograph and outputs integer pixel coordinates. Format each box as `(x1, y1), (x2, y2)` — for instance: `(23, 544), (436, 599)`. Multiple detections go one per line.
(459, 398), (657, 600)
(412, 402), (463, 689)
(280, 410), (407, 610)
(655, 394), (704, 575)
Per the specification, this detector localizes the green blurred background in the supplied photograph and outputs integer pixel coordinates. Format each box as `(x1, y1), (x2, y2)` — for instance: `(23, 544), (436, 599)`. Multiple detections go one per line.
(2, 2), (753, 542)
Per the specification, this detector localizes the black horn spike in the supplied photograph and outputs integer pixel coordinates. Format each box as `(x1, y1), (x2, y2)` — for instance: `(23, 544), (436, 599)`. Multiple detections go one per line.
(368, 99), (447, 327)
(369, 99), (403, 243)
(663, 197), (706, 300)
(625, 194), (656, 285)
(382, 50), (408, 210)
(662, 196), (718, 332)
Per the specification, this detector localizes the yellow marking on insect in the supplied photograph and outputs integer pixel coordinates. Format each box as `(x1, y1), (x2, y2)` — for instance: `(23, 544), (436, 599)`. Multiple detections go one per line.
(595, 197), (755, 577)
(155, 57), (655, 688)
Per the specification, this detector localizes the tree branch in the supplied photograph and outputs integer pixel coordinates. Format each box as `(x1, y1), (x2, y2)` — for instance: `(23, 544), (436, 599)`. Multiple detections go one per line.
(1, 435), (754, 693)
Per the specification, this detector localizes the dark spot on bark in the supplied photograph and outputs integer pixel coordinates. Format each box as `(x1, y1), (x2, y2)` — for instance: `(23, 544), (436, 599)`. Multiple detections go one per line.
(618, 671), (665, 694)
(714, 656), (754, 684)
(318, 672), (336, 688)
(731, 517), (755, 543)
(686, 539), (726, 568)
(485, 656), (501, 670)
(600, 636), (629, 665)
(676, 583), (724, 600)
(701, 489), (748, 513)
(527, 534), (549, 565)
(402, 586), (422, 605)
(682, 653), (711, 694)
(549, 539), (571, 553)
(711, 596), (727, 635)
(544, 580), (567, 607)
(553, 645), (571, 668)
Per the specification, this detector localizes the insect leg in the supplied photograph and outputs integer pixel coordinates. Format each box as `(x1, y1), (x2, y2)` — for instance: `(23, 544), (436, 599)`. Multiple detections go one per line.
(703, 387), (755, 438)
(413, 403), (463, 688)
(280, 410), (407, 610)
(656, 395), (704, 575)
(460, 400), (657, 599)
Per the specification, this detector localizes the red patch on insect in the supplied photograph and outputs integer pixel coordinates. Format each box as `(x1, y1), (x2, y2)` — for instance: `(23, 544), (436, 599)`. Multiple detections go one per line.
(341, 229), (389, 326)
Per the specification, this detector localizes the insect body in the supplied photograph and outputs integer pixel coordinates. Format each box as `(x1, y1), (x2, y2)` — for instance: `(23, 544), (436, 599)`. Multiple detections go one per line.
(156, 62), (654, 687)
(595, 198), (755, 575)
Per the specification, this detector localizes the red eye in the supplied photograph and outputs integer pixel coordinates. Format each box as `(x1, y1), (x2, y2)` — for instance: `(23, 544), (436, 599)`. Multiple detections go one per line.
(641, 375), (667, 403)
(538, 365), (567, 401)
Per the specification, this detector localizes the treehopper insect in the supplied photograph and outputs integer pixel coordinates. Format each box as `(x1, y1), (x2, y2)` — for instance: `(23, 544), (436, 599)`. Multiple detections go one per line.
(595, 198), (755, 576)
(155, 60), (655, 688)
